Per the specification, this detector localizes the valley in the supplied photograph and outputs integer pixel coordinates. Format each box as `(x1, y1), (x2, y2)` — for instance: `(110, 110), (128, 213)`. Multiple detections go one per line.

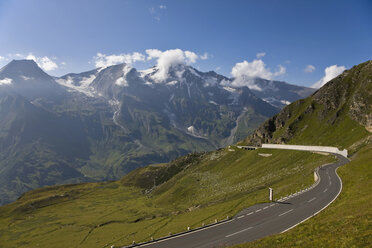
(0, 60), (313, 204)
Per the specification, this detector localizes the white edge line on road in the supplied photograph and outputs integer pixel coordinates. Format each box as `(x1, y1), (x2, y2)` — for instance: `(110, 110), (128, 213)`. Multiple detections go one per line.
(237, 215), (244, 219)
(280, 164), (343, 233)
(307, 197), (316, 203)
(278, 209), (294, 216)
(136, 219), (235, 247)
(225, 227), (253, 238)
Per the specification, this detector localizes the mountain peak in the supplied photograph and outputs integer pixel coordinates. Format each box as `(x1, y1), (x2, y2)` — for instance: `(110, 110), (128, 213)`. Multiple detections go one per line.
(8, 59), (38, 66)
(0, 59), (51, 79)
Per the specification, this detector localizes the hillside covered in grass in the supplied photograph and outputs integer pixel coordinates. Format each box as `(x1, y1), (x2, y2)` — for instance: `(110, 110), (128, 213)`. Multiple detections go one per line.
(244, 60), (372, 149)
(233, 139), (372, 248)
(0, 148), (334, 247)
(231, 60), (372, 247)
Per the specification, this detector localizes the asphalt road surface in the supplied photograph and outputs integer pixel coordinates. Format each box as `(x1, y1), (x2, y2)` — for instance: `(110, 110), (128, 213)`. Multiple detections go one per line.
(127, 154), (349, 248)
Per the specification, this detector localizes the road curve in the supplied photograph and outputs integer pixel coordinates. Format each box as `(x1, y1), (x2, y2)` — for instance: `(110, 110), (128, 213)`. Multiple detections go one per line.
(125, 154), (349, 248)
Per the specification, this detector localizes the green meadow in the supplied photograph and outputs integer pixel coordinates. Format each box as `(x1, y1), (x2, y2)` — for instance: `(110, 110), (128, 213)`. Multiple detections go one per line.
(0, 148), (334, 248)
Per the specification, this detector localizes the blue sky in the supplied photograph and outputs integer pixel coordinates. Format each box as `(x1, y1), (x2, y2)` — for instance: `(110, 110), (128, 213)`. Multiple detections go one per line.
(0, 0), (371, 87)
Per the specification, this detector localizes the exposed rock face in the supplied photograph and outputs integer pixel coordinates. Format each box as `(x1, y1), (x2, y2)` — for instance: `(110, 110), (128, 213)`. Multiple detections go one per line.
(245, 60), (372, 146)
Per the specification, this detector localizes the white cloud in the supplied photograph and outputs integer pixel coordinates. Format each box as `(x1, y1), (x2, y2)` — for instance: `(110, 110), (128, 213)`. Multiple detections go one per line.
(227, 58), (286, 90)
(256, 52), (266, 59)
(0, 78), (12, 85)
(93, 52), (146, 68)
(4, 53), (60, 71)
(274, 65), (286, 77)
(26, 53), (58, 71)
(149, 5), (166, 21)
(312, 65), (346, 88)
(0, 56), (5, 61)
(215, 66), (221, 71)
(200, 52), (209, 60)
(184, 51), (199, 64)
(145, 49), (208, 82)
(304, 64), (315, 73)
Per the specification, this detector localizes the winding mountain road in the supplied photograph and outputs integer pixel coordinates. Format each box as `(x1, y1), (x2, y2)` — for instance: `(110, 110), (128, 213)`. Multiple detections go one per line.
(126, 153), (348, 248)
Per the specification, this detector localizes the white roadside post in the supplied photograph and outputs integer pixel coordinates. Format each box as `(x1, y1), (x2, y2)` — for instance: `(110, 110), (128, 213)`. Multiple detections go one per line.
(269, 187), (273, 201)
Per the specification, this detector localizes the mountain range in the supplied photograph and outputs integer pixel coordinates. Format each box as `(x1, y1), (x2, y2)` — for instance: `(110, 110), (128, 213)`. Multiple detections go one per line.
(0, 59), (314, 204)
(0, 60), (370, 248)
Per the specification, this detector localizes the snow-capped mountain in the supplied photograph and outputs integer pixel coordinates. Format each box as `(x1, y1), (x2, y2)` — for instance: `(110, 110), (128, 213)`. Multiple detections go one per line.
(0, 60), (66, 99)
(0, 59), (312, 205)
(246, 77), (316, 109)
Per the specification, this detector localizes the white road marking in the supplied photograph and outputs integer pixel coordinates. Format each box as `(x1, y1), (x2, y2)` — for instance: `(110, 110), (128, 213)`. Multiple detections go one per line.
(308, 197), (316, 203)
(225, 227), (253, 238)
(237, 215), (244, 219)
(137, 218), (235, 247)
(263, 206), (269, 210)
(270, 204), (275, 207)
(323, 188), (328, 192)
(255, 209), (262, 213)
(278, 209), (294, 217)
(281, 161), (345, 234)
(246, 212), (253, 216)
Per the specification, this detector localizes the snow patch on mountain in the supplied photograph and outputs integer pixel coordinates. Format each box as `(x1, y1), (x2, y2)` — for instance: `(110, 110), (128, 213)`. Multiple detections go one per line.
(169, 93), (175, 102)
(0, 78), (12, 85)
(223, 86), (237, 93)
(139, 67), (156, 77)
(20, 75), (33, 81)
(115, 77), (128, 87)
(280, 100), (291, 105)
(188, 68), (201, 77)
(204, 77), (218, 87)
(115, 65), (132, 87)
(108, 99), (120, 106)
(144, 81), (154, 87)
(56, 74), (96, 96)
(167, 80), (178, 86)
(175, 69), (185, 79)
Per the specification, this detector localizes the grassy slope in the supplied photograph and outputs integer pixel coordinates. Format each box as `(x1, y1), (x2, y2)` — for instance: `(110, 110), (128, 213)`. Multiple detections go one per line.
(231, 61), (372, 247)
(0, 149), (334, 248)
(233, 142), (372, 248)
